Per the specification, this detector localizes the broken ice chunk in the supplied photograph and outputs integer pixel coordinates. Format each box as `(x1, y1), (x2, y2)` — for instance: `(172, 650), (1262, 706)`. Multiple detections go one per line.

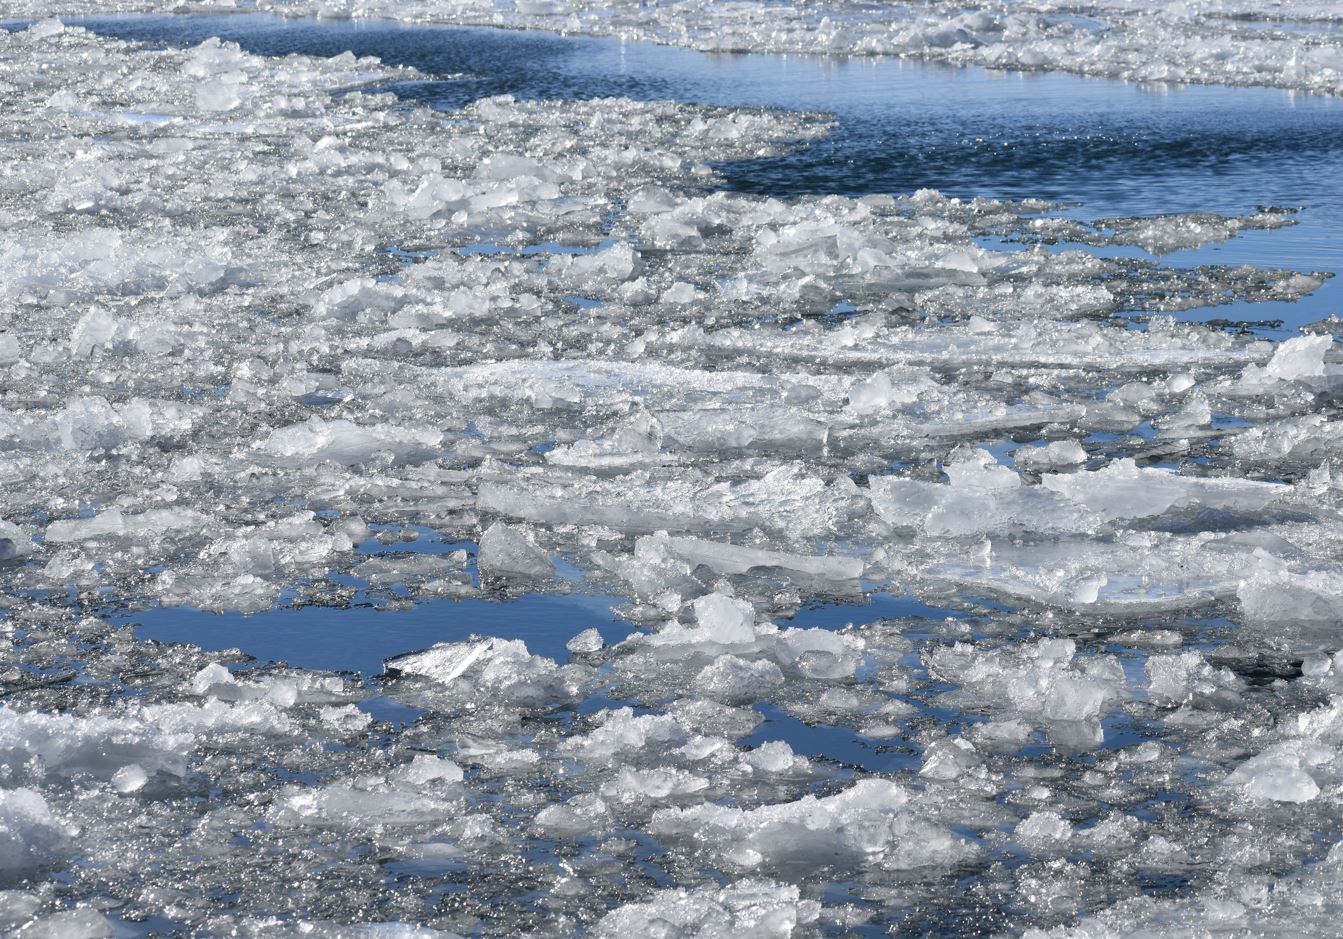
(566, 628), (604, 654)
(651, 779), (974, 875)
(594, 879), (820, 938)
(258, 416), (441, 467)
(695, 655), (786, 703)
(1238, 565), (1343, 635)
(476, 521), (554, 582)
(658, 535), (863, 585)
(0, 788), (69, 881)
(0, 521), (32, 562)
(1222, 741), (1334, 804)
(1041, 459), (1286, 522)
(1013, 440), (1087, 472)
(599, 766), (710, 804)
(691, 593), (757, 645)
(920, 737), (982, 781)
(110, 764), (148, 794)
(272, 783), (461, 827)
(1235, 334), (1341, 393)
(384, 638), (569, 708)
(385, 638), (500, 684)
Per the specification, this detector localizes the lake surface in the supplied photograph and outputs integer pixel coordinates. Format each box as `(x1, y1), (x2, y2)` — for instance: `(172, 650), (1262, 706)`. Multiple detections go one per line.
(75, 13), (1343, 263)
(7, 14), (1343, 935)
(55, 11), (1342, 674)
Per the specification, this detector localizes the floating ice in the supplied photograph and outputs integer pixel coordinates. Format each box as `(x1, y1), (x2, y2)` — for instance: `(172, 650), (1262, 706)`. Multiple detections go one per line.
(1, 16), (1341, 938)
(595, 880), (820, 938)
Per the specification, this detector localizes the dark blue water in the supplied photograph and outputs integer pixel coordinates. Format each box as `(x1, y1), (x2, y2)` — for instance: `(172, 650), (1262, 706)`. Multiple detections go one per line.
(126, 591), (626, 673)
(67, 13), (1343, 331)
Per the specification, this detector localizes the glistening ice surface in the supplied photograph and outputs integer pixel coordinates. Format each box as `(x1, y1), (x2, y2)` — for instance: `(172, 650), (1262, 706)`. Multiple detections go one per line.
(5, 0), (1343, 95)
(2, 13), (1343, 939)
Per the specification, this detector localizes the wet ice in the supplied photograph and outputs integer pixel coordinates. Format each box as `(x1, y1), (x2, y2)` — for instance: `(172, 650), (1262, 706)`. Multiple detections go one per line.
(1, 13), (1343, 939)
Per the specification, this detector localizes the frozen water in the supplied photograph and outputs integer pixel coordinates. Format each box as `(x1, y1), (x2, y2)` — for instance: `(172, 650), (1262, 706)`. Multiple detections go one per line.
(0, 10), (1342, 939)
(7, 0), (1343, 97)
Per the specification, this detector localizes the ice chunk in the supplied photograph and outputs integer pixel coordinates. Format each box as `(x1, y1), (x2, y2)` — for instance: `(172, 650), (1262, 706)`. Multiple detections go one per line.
(1014, 440), (1087, 472)
(476, 521), (554, 582)
(599, 766), (710, 803)
(695, 655), (786, 703)
(560, 708), (689, 764)
(595, 880), (820, 938)
(1145, 651), (1243, 707)
(1236, 334), (1342, 392)
(386, 637), (571, 708)
(651, 779), (973, 874)
(1238, 566), (1343, 632)
(692, 593), (757, 645)
(391, 754), (465, 788)
(1041, 459), (1286, 521)
(566, 628), (604, 654)
(869, 450), (1095, 537)
(658, 535), (862, 584)
(110, 764), (148, 794)
(0, 788), (68, 882)
(45, 507), (211, 544)
(10, 908), (115, 939)
(1223, 741), (1334, 803)
(0, 521), (32, 562)
(258, 417), (441, 467)
(1266, 335), (1333, 381)
(272, 783), (460, 827)
(920, 736), (982, 781)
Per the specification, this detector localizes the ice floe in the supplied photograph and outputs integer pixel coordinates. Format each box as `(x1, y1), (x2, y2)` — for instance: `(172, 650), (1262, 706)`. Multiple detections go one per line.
(1, 15), (1343, 939)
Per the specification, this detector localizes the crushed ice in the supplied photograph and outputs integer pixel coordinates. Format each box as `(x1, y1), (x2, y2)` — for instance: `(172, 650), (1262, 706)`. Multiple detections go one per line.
(1, 16), (1343, 938)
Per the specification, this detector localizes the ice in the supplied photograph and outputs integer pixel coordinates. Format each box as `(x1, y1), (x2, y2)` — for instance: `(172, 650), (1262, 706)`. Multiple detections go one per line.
(1039, 458), (1288, 520)
(1231, 414), (1343, 463)
(1222, 741), (1331, 803)
(695, 655), (786, 702)
(386, 636), (580, 708)
(560, 708), (690, 764)
(1, 15), (1342, 937)
(690, 592), (758, 644)
(594, 880), (820, 938)
(0, 789), (68, 884)
(651, 779), (974, 875)
(11, 909), (115, 939)
(0, 3), (1322, 95)
(868, 449), (1097, 537)
(925, 636), (1124, 739)
(655, 535), (863, 585)
(259, 417), (443, 467)
(272, 782), (462, 826)
(476, 521), (554, 582)
(1144, 651), (1244, 706)
(1014, 439), (1088, 472)
(385, 637), (521, 684)
(1237, 566), (1343, 633)
(0, 521), (32, 562)
(109, 763), (148, 794)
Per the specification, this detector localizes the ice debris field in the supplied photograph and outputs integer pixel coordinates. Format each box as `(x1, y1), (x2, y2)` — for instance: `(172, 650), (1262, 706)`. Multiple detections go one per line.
(2, 5), (1343, 938)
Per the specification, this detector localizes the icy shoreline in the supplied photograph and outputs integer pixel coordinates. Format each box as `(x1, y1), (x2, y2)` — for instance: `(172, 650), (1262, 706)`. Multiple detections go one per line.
(3, 16), (1343, 937)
